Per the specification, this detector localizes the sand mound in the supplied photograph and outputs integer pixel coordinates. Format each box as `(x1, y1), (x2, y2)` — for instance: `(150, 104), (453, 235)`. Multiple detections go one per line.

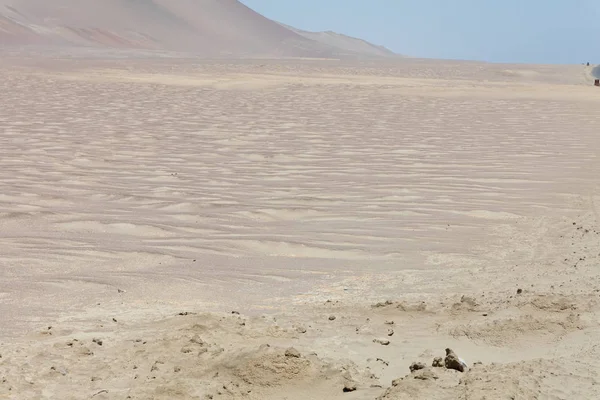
(379, 356), (600, 400)
(0, 312), (377, 400)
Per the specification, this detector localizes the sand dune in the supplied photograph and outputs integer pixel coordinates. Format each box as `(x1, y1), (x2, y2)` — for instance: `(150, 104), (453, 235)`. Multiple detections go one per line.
(1, 56), (600, 398)
(281, 23), (399, 58)
(0, 0), (397, 58)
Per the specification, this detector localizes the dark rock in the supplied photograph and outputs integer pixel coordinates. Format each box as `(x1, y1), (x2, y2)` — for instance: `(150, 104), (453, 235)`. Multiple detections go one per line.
(409, 362), (426, 373)
(444, 348), (466, 372)
(373, 339), (390, 346)
(343, 382), (357, 392)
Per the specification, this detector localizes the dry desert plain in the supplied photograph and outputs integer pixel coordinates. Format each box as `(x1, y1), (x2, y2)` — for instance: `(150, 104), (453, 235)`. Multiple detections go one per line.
(1, 54), (600, 399)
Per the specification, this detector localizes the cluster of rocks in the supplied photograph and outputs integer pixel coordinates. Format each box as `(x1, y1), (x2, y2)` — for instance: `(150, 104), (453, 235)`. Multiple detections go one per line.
(406, 348), (469, 382)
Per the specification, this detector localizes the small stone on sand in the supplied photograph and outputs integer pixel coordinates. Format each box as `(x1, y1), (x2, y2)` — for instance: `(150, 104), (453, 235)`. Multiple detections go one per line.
(409, 362), (426, 373)
(343, 382), (357, 392)
(373, 339), (390, 346)
(296, 326), (307, 333)
(285, 347), (301, 358)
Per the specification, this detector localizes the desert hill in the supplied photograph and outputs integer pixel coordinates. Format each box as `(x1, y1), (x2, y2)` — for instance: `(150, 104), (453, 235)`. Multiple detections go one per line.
(0, 0), (398, 58)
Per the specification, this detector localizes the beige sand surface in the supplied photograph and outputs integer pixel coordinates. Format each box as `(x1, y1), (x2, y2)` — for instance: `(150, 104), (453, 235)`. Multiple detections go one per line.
(1, 56), (600, 399)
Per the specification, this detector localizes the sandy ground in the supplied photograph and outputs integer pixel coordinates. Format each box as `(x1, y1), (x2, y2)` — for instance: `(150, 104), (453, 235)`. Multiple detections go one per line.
(1, 55), (600, 399)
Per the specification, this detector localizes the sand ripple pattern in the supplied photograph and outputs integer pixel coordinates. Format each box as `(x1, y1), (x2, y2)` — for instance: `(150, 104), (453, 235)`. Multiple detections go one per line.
(0, 60), (599, 331)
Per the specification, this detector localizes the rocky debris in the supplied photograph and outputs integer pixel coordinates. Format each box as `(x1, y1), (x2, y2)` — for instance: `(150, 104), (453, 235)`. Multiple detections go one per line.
(409, 362), (426, 373)
(231, 311), (240, 315)
(517, 288), (523, 295)
(150, 359), (165, 372)
(284, 347), (301, 358)
(92, 338), (103, 346)
(444, 348), (467, 372)
(329, 315), (336, 321)
(384, 320), (395, 325)
(296, 326), (307, 334)
(373, 339), (390, 346)
(343, 381), (357, 392)
(391, 377), (402, 387)
(452, 295), (479, 311)
(376, 358), (389, 366)
(432, 357), (444, 367)
(190, 335), (206, 346)
(373, 300), (394, 308)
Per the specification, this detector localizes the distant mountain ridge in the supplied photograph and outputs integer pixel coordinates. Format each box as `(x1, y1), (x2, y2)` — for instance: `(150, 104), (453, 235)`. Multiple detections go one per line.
(0, 0), (399, 58)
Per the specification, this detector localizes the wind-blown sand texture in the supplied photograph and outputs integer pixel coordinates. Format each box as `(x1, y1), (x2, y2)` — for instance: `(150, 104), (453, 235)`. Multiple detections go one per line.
(1, 55), (600, 399)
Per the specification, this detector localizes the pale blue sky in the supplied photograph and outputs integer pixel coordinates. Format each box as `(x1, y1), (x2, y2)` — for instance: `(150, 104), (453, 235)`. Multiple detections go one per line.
(241, 0), (600, 64)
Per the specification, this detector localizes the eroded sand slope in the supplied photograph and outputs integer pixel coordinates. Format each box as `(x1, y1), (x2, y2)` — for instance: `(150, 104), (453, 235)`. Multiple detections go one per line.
(0, 0), (396, 58)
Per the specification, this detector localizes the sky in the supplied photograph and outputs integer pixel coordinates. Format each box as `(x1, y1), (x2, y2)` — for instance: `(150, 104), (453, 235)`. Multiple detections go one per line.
(240, 0), (600, 64)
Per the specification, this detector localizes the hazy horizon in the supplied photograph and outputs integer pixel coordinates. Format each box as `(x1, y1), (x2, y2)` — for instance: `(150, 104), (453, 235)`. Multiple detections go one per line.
(241, 0), (600, 64)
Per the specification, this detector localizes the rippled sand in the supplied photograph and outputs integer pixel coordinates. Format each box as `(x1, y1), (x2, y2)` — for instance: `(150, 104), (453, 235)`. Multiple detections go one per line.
(2, 56), (600, 399)
(0, 58), (598, 333)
